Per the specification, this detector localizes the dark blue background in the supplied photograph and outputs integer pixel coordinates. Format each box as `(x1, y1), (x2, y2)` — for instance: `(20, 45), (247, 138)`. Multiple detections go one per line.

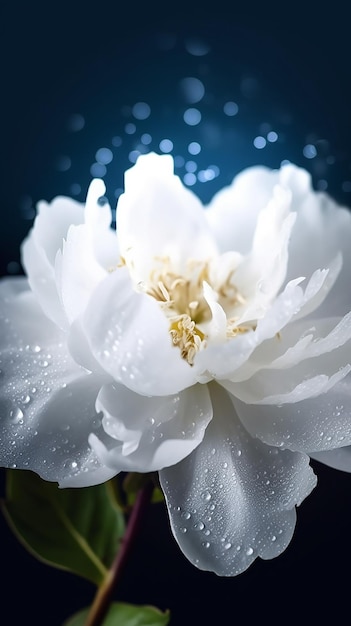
(1, 2), (351, 623)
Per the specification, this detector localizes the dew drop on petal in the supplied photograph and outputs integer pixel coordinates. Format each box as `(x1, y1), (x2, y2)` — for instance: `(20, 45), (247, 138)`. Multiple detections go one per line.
(201, 490), (212, 502)
(9, 407), (24, 423)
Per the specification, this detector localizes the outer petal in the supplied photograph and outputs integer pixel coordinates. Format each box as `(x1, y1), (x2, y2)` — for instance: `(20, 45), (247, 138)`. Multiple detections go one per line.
(0, 278), (113, 486)
(80, 266), (196, 396)
(311, 447), (351, 472)
(55, 179), (119, 324)
(234, 376), (351, 453)
(160, 383), (316, 576)
(205, 166), (279, 254)
(116, 153), (218, 283)
(21, 195), (84, 329)
(88, 382), (212, 472)
(280, 165), (351, 317)
(224, 316), (351, 404)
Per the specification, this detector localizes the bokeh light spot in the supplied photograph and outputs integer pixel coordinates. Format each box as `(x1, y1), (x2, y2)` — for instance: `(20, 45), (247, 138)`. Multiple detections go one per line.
(132, 102), (151, 120)
(180, 77), (205, 103)
(223, 101), (239, 116)
(159, 139), (173, 153)
(184, 108), (202, 126)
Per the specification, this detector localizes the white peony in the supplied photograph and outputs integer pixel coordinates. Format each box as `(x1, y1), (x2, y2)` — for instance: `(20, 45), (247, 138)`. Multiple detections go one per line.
(1, 152), (351, 576)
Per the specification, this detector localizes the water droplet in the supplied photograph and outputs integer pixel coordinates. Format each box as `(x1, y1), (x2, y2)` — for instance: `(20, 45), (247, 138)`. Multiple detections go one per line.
(271, 535), (277, 542)
(179, 527), (187, 533)
(32, 345), (41, 353)
(211, 448), (216, 455)
(9, 407), (24, 423)
(224, 542), (232, 550)
(201, 490), (212, 502)
(181, 511), (191, 520)
(202, 541), (211, 549)
(39, 360), (49, 368)
(246, 547), (254, 556)
(194, 521), (205, 531)
(237, 450), (242, 457)
(204, 529), (211, 536)
(21, 394), (31, 404)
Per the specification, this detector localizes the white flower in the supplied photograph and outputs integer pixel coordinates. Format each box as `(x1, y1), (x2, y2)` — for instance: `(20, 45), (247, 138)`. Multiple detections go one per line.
(1, 152), (351, 576)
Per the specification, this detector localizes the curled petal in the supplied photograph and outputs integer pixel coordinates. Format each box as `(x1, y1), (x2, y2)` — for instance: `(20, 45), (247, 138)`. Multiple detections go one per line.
(21, 196), (84, 329)
(160, 383), (316, 576)
(234, 376), (351, 453)
(88, 382), (212, 472)
(81, 267), (196, 396)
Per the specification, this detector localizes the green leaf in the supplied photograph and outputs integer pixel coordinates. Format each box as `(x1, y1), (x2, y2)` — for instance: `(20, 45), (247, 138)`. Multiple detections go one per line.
(64, 602), (170, 626)
(1, 469), (125, 586)
(123, 472), (164, 506)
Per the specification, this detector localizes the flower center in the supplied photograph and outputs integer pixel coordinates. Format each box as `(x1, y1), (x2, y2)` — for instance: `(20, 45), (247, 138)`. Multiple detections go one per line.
(142, 256), (251, 365)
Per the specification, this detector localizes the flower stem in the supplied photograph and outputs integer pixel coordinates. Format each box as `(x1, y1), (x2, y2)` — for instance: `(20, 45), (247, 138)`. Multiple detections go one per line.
(84, 479), (154, 626)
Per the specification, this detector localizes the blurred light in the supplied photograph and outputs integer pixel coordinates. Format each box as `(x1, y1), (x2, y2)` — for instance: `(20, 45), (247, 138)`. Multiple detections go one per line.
(185, 160), (197, 172)
(188, 141), (201, 155)
(125, 123), (136, 135)
(141, 133), (152, 145)
(185, 38), (210, 56)
(159, 139), (173, 153)
(223, 101), (239, 116)
(180, 77), (205, 103)
(267, 131), (278, 142)
(317, 179), (328, 191)
(174, 155), (185, 168)
(70, 183), (81, 195)
(90, 163), (106, 177)
(129, 150), (141, 163)
(183, 108), (201, 126)
(112, 136), (122, 147)
(253, 136), (266, 149)
(132, 102), (151, 120)
(183, 172), (197, 185)
(198, 169), (216, 182)
(95, 147), (113, 164)
(303, 144), (317, 159)
(56, 156), (71, 171)
(67, 113), (85, 132)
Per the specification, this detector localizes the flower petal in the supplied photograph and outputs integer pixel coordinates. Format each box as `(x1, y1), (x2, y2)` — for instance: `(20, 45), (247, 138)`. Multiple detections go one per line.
(194, 265), (335, 381)
(81, 266), (196, 396)
(206, 166), (279, 254)
(0, 278), (112, 486)
(116, 153), (218, 284)
(232, 185), (296, 324)
(310, 447), (351, 472)
(88, 382), (212, 472)
(159, 383), (316, 576)
(281, 164), (351, 317)
(224, 311), (351, 404)
(234, 376), (351, 453)
(21, 195), (84, 329)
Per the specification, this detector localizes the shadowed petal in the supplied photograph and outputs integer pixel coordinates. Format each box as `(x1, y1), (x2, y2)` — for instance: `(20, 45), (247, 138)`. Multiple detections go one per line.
(160, 383), (316, 576)
(88, 382), (212, 472)
(0, 278), (112, 486)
